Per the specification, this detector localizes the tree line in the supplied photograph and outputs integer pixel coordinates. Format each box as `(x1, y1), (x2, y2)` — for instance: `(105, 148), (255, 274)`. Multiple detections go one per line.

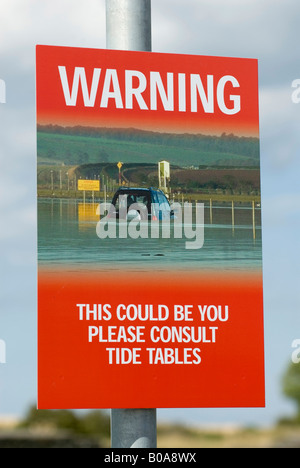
(37, 124), (260, 161)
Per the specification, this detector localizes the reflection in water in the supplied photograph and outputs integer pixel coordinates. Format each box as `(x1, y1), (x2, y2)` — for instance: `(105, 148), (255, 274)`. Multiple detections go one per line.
(38, 199), (262, 272)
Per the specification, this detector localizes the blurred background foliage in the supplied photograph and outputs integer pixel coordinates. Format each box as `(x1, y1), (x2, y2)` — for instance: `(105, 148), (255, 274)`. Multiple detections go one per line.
(0, 359), (298, 448)
(280, 361), (300, 425)
(19, 406), (110, 439)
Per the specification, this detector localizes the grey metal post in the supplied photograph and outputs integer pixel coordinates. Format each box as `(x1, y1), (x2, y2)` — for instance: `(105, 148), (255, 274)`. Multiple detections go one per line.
(106, 0), (152, 51)
(106, 0), (156, 449)
(111, 409), (157, 448)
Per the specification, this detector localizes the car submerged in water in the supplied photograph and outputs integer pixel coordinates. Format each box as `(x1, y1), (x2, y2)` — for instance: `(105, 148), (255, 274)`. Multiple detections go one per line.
(108, 187), (175, 221)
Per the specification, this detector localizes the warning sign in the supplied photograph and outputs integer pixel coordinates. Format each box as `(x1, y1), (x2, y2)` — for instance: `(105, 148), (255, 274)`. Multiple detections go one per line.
(36, 45), (264, 410)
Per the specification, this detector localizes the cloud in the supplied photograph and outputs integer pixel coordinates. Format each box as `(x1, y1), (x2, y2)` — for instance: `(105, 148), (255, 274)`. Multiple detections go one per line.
(153, 0), (300, 86)
(0, 0), (106, 71)
(259, 83), (300, 168)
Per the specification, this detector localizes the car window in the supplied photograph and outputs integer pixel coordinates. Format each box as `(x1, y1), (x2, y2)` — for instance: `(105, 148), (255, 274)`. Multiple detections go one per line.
(151, 191), (159, 204)
(114, 192), (150, 211)
(157, 191), (170, 210)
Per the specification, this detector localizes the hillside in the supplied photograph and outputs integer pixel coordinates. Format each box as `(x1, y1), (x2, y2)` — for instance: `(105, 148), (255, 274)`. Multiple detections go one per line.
(37, 124), (260, 168)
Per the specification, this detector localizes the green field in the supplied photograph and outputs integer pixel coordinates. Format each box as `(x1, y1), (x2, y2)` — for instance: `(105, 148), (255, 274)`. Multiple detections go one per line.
(37, 125), (260, 168)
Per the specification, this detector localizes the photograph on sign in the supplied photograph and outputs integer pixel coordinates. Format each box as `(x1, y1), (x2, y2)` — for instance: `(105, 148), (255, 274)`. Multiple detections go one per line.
(36, 46), (264, 409)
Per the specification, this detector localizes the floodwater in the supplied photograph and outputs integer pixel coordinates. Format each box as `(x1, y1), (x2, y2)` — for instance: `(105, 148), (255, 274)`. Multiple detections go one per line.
(38, 198), (262, 272)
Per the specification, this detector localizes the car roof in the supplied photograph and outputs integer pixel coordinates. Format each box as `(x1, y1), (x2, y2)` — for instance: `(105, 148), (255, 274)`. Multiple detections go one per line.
(116, 187), (154, 192)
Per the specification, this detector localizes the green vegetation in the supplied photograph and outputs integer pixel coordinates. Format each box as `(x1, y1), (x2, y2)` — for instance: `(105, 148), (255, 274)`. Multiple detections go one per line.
(14, 406), (300, 448)
(37, 125), (261, 201)
(281, 362), (300, 425)
(19, 406), (110, 439)
(3, 398), (300, 447)
(37, 124), (260, 167)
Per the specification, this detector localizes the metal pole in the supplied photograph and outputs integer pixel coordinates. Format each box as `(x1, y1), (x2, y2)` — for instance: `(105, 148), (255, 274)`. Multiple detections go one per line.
(106, 0), (156, 449)
(111, 409), (157, 448)
(252, 200), (256, 240)
(106, 0), (152, 51)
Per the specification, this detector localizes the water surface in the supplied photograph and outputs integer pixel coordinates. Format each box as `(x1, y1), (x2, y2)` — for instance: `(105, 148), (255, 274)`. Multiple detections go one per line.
(38, 198), (262, 272)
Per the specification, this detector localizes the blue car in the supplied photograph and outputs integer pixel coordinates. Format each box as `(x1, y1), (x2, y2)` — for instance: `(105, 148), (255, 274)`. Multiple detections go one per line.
(109, 187), (174, 221)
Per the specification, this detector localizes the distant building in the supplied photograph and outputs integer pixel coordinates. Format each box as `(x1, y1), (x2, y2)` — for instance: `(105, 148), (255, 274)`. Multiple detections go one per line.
(158, 160), (170, 193)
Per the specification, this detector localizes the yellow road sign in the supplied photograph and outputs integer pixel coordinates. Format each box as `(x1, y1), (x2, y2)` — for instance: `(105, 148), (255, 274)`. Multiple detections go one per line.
(77, 180), (100, 191)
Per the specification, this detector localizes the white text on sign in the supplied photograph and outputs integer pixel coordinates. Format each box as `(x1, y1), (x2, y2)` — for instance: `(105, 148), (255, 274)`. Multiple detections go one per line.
(77, 303), (229, 365)
(58, 67), (241, 115)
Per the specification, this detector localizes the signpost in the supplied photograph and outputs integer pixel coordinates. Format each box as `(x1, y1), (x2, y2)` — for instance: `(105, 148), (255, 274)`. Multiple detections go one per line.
(36, 0), (265, 451)
(106, 0), (156, 448)
(106, 0), (152, 51)
(117, 162), (123, 185)
(77, 179), (100, 204)
(78, 180), (100, 192)
(158, 160), (170, 193)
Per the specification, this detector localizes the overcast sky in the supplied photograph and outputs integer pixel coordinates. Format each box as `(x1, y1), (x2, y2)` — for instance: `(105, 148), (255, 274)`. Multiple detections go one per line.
(0, 0), (300, 426)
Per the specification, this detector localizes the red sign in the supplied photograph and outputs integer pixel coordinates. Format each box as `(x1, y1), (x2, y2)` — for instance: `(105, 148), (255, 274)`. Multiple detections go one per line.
(36, 45), (264, 409)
